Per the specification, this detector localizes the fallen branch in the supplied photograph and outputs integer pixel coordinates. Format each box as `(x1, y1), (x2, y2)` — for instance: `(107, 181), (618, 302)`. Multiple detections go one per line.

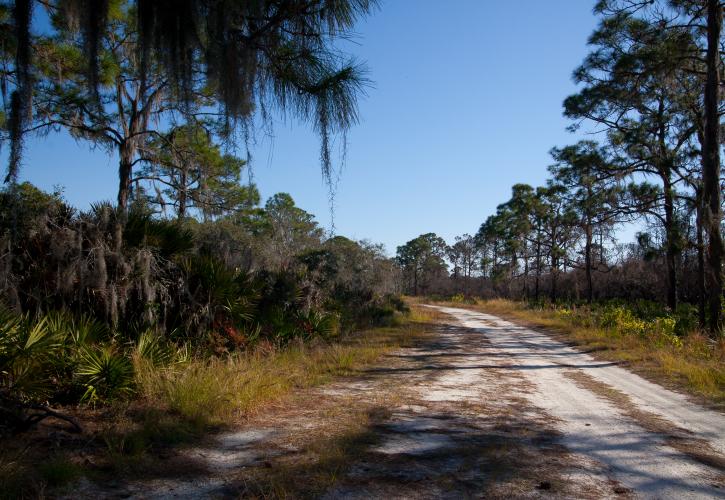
(0, 394), (83, 434)
(23, 404), (83, 434)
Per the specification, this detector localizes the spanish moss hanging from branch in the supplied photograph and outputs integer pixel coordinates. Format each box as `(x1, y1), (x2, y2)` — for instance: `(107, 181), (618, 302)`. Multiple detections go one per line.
(4, 0), (376, 194)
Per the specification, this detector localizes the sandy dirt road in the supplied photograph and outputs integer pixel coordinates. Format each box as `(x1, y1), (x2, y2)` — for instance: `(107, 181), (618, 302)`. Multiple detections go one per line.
(429, 305), (725, 499)
(70, 306), (725, 499)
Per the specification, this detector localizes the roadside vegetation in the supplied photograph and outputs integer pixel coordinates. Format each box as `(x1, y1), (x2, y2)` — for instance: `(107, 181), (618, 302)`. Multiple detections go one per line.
(0, 304), (442, 498)
(0, 177), (414, 497)
(0, 1), (404, 496)
(0, 181), (403, 416)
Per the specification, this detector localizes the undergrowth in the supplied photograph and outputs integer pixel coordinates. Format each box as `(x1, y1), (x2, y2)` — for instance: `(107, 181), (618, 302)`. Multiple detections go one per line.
(1, 307), (434, 496)
(133, 310), (431, 425)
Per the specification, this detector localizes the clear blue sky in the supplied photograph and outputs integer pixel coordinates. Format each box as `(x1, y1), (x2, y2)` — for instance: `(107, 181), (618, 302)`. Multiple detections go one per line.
(13, 1), (602, 255)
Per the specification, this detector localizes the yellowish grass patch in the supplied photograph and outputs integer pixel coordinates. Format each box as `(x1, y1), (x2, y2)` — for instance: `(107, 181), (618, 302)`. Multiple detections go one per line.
(135, 313), (433, 426)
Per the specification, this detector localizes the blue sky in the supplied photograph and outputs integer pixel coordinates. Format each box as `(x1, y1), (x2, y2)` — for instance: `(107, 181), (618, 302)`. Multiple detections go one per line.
(14, 0), (603, 255)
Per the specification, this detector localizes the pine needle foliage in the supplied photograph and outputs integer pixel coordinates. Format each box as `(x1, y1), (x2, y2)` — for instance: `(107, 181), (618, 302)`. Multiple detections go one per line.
(3, 0), (376, 184)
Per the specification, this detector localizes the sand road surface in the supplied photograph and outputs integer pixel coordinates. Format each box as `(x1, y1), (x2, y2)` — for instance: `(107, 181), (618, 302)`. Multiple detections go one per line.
(69, 306), (725, 499)
(429, 305), (725, 499)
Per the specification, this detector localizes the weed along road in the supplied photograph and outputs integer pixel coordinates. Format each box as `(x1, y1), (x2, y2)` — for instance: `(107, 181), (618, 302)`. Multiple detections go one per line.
(68, 306), (725, 498)
(427, 305), (725, 499)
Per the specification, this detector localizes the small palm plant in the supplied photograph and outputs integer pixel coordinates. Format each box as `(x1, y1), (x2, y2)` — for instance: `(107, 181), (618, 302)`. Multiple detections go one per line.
(133, 329), (188, 367)
(0, 309), (83, 433)
(0, 312), (61, 403)
(179, 253), (259, 347)
(295, 310), (339, 340)
(76, 345), (134, 403)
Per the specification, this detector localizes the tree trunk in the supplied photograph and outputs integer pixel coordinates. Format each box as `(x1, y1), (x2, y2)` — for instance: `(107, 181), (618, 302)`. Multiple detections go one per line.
(178, 166), (188, 222)
(535, 236), (541, 301)
(510, 250), (517, 298)
(696, 189), (707, 329)
(704, 0), (724, 335)
(585, 222), (593, 304)
(118, 143), (133, 212)
(523, 248), (529, 300)
(550, 255), (557, 303)
(662, 175), (678, 310)
(114, 142), (135, 255)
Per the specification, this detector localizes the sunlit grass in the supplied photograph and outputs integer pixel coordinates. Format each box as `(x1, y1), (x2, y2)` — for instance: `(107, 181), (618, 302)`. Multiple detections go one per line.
(406, 305), (449, 324)
(134, 312), (431, 426)
(0, 310), (435, 497)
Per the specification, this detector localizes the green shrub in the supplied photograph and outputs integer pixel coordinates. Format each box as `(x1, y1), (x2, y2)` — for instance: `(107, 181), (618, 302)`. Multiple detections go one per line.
(76, 345), (135, 403)
(547, 300), (692, 348)
(133, 329), (186, 367)
(0, 312), (63, 403)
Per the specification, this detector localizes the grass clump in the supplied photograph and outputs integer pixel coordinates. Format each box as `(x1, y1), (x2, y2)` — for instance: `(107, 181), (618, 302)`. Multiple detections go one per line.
(93, 314), (428, 475)
(240, 406), (386, 498)
(0, 450), (31, 500)
(0, 451), (82, 499)
(134, 313), (429, 426)
(37, 456), (83, 487)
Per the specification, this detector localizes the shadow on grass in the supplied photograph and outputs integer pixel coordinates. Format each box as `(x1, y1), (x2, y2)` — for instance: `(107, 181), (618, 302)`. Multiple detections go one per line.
(89, 408), (214, 481)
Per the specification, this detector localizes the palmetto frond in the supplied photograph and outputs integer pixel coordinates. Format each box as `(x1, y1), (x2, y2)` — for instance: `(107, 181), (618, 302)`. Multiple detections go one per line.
(134, 329), (177, 368)
(76, 345), (134, 402)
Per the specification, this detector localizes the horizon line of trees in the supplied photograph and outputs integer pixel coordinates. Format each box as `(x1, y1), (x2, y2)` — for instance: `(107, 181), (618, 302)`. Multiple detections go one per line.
(397, 0), (724, 336)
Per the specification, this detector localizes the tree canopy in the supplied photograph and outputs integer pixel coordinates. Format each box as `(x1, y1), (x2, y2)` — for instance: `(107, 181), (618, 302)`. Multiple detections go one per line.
(1, 0), (376, 192)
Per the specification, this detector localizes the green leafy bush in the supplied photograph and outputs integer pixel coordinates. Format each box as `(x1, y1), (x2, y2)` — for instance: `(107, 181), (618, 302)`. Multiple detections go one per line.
(546, 300), (695, 348)
(76, 346), (135, 403)
(0, 183), (403, 422)
(0, 312), (63, 403)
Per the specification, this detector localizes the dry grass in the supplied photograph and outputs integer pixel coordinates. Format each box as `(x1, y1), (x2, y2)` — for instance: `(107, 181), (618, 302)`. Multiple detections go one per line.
(0, 448), (83, 499)
(135, 314), (432, 425)
(406, 305), (449, 324)
(0, 449), (30, 500)
(239, 405), (389, 498)
(433, 298), (725, 408)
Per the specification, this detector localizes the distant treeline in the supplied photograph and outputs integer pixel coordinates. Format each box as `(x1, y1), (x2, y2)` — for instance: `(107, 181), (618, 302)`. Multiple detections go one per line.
(396, 1), (724, 335)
